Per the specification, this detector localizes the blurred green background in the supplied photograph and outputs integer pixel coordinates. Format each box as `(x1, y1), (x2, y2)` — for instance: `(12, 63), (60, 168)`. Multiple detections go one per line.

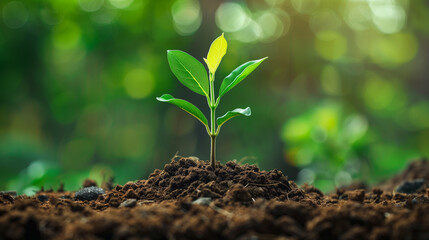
(1, 0), (428, 194)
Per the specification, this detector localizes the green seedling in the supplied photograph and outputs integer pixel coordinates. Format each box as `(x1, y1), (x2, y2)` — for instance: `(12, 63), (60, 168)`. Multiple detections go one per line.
(157, 33), (267, 169)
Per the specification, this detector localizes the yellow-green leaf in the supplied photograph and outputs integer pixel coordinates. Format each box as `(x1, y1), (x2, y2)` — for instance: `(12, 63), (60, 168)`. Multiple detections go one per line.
(204, 33), (227, 76)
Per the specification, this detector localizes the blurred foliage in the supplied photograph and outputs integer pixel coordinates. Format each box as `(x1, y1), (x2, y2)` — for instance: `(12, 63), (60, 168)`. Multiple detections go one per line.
(0, 0), (428, 194)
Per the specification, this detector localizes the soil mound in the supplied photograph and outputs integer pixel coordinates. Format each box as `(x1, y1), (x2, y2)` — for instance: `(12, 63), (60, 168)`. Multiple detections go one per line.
(100, 157), (303, 207)
(378, 158), (429, 192)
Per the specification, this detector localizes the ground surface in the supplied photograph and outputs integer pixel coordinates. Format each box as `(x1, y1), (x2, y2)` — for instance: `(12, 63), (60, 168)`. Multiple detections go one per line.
(1, 157), (429, 240)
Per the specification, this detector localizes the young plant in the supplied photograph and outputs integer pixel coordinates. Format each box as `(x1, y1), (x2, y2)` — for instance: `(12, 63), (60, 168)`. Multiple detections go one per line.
(157, 33), (267, 169)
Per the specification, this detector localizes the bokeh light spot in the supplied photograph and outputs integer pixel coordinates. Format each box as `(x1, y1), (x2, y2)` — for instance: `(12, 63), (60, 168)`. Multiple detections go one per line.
(371, 4), (406, 34)
(363, 75), (396, 111)
(369, 33), (418, 67)
(343, 114), (368, 143)
(78, 0), (104, 12)
(343, 2), (372, 31)
(314, 105), (339, 133)
(2, 1), (29, 29)
(315, 31), (347, 61)
(23, 186), (39, 196)
(171, 0), (202, 36)
(257, 11), (285, 42)
(297, 168), (315, 184)
(275, 9), (291, 35)
(91, 8), (117, 25)
(27, 161), (45, 179)
(335, 171), (352, 187)
(282, 118), (311, 141)
(123, 68), (154, 99)
(49, 45), (86, 66)
(109, 0), (133, 9)
(291, 0), (319, 14)
(232, 20), (262, 43)
(216, 2), (249, 32)
(51, 22), (81, 50)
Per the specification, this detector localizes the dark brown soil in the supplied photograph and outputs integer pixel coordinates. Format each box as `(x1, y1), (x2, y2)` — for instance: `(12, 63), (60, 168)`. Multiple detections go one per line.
(1, 157), (429, 240)
(99, 158), (299, 208)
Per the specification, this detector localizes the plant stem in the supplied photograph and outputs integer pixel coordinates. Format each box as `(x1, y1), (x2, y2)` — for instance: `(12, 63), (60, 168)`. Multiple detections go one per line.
(210, 105), (216, 168)
(209, 73), (217, 169)
(210, 134), (216, 169)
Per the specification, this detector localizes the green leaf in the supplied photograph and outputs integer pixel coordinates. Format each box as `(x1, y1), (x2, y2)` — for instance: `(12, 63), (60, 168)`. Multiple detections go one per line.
(204, 33), (227, 75)
(218, 57), (267, 99)
(217, 107), (251, 130)
(156, 94), (208, 127)
(167, 50), (210, 97)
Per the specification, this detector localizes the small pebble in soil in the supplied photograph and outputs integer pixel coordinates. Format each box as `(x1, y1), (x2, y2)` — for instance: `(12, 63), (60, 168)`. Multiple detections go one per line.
(37, 195), (49, 202)
(119, 199), (137, 208)
(74, 186), (105, 201)
(192, 197), (212, 205)
(395, 179), (426, 194)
